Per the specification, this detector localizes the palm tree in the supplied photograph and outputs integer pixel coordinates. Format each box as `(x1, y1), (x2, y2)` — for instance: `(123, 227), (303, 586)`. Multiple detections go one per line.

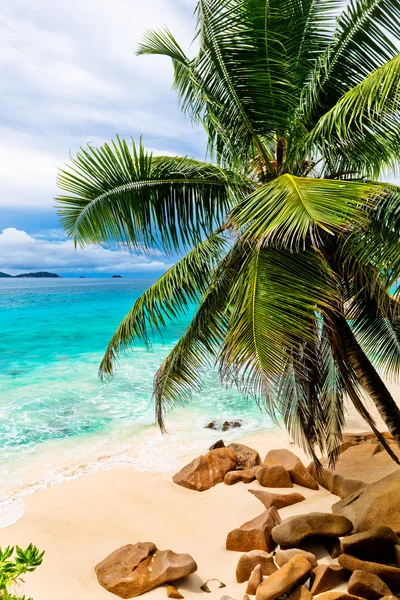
(57, 0), (400, 465)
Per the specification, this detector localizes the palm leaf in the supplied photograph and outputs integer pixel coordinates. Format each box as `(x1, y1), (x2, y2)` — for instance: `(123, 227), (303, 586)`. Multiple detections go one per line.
(99, 233), (227, 378)
(229, 175), (380, 248)
(57, 137), (247, 253)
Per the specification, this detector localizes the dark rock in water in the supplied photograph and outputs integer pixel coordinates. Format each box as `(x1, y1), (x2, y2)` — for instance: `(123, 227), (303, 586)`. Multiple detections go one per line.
(341, 526), (400, 564)
(173, 448), (236, 491)
(338, 554), (400, 590)
(271, 513), (353, 547)
(205, 420), (243, 431)
(95, 542), (197, 598)
(226, 507), (281, 553)
(209, 439), (225, 450)
(347, 570), (393, 600)
(112, 275), (123, 278)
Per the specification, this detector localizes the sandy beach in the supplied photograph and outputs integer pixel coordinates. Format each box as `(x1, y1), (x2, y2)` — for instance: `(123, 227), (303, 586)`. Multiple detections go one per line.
(2, 384), (398, 600)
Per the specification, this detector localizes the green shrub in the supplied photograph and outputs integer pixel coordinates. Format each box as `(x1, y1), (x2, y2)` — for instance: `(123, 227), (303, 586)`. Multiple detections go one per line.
(0, 545), (44, 600)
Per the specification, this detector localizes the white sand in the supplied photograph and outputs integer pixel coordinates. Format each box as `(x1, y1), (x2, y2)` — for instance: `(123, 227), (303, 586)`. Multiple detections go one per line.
(2, 385), (398, 600)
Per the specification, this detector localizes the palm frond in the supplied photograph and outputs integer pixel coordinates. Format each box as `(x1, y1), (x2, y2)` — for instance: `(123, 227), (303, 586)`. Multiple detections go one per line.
(229, 175), (380, 248)
(99, 233), (227, 378)
(57, 137), (247, 253)
(308, 54), (400, 177)
(302, 0), (400, 125)
(154, 243), (243, 430)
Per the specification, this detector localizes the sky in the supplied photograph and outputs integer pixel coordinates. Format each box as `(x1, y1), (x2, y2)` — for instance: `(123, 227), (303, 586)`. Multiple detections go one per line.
(0, 0), (204, 276)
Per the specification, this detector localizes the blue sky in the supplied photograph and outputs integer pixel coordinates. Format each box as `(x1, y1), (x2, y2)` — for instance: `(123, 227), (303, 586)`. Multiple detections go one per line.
(0, 0), (204, 276)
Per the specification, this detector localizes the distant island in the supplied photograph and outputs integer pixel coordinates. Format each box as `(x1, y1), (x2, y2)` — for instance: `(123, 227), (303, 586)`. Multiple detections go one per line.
(112, 275), (122, 278)
(0, 271), (61, 278)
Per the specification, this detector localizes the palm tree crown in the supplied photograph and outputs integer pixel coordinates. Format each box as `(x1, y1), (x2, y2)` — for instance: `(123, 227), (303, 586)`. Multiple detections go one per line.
(57, 0), (400, 466)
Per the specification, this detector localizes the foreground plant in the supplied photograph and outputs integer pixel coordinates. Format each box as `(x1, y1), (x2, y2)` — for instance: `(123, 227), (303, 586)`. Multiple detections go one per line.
(57, 0), (400, 464)
(0, 545), (44, 600)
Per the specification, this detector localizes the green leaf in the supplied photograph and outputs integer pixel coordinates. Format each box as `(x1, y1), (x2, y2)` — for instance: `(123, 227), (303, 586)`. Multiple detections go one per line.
(99, 233), (228, 377)
(57, 137), (246, 253)
(229, 175), (380, 247)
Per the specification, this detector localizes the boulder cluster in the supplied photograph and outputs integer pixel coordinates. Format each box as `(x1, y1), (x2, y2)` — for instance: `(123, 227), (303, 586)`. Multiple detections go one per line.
(95, 435), (400, 599)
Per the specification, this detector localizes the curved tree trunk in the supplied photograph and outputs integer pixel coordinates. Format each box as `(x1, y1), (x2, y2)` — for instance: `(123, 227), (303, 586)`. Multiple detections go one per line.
(334, 314), (400, 447)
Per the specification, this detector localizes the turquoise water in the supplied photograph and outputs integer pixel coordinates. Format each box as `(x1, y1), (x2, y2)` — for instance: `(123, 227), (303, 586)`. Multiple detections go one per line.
(0, 278), (271, 524)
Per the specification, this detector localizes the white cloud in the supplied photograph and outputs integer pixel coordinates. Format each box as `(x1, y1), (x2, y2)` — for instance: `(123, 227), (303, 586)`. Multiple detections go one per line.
(0, 228), (172, 275)
(0, 0), (204, 212)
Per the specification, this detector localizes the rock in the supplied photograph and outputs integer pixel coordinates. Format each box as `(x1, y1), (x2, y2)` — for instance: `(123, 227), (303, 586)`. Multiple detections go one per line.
(338, 554), (400, 591)
(227, 507), (281, 553)
(246, 565), (264, 595)
(347, 570), (393, 600)
(248, 490), (305, 509)
(380, 597), (398, 600)
(95, 543), (197, 598)
(256, 465), (293, 488)
(243, 595), (251, 600)
(284, 586), (313, 600)
(322, 536), (343, 559)
(205, 421), (243, 431)
(264, 450), (318, 490)
(395, 545), (400, 567)
(236, 550), (278, 583)
(341, 526), (400, 564)
(308, 463), (366, 500)
(274, 548), (317, 569)
(315, 594), (365, 600)
(229, 443), (262, 470)
(167, 585), (184, 599)
(255, 555), (312, 600)
(200, 579), (226, 592)
(312, 444), (400, 499)
(340, 432), (394, 453)
(333, 470), (400, 534)
(173, 448), (236, 492)
(209, 440), (225, 450)
(271, 513), (353, 547)
(309, 565), (349, 595)
(225, 467), (260, 485)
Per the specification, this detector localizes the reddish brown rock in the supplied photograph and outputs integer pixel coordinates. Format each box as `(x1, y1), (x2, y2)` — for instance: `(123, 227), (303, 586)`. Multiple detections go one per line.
(310, 565), (349, 595)
(338, 554), (400, 591)
(322, 536), (343, 559)
(315, 594), (365, 600)
(341, 526), (400, 564)
(243, 595), (251, 600)
(200, 579), (225, 592)
(340, 432), (394, 453)
(236, 550), (277, 583)
(347, 570), (393, 600)
(264, 449), (318, 490)
(225, 467), (260, 485)
(172, 448), (236, 492)
(209, 439), (225, 450)
(256, 465), (293, 488)
(246, 564), (264, 595)
(229, 443), (262, 470)
(274, 548), (317, 569)
(95, 543), (197, 598)
(285, 586), (313, 600)
(311, 443), (400, 500)
(255, 555), (312, 600)
(167, 585), (184, 599)
(271, 513), (353, 547)
(226, 507), (281, 553)
(333, 470), (400, 534)
(395, 545), (400, 567)
(248, 490), (305, 509)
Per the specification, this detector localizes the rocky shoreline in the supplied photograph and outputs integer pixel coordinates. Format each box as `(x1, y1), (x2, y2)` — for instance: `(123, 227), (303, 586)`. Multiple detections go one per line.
(95, 435), (400, 599)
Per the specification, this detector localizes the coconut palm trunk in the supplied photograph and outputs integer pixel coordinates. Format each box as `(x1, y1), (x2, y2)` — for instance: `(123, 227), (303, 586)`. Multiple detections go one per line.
(334, 314), (400, 447)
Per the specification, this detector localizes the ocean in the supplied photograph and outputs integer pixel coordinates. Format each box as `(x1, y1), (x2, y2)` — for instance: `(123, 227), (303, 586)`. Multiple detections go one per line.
(0, 278), (272, 526)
